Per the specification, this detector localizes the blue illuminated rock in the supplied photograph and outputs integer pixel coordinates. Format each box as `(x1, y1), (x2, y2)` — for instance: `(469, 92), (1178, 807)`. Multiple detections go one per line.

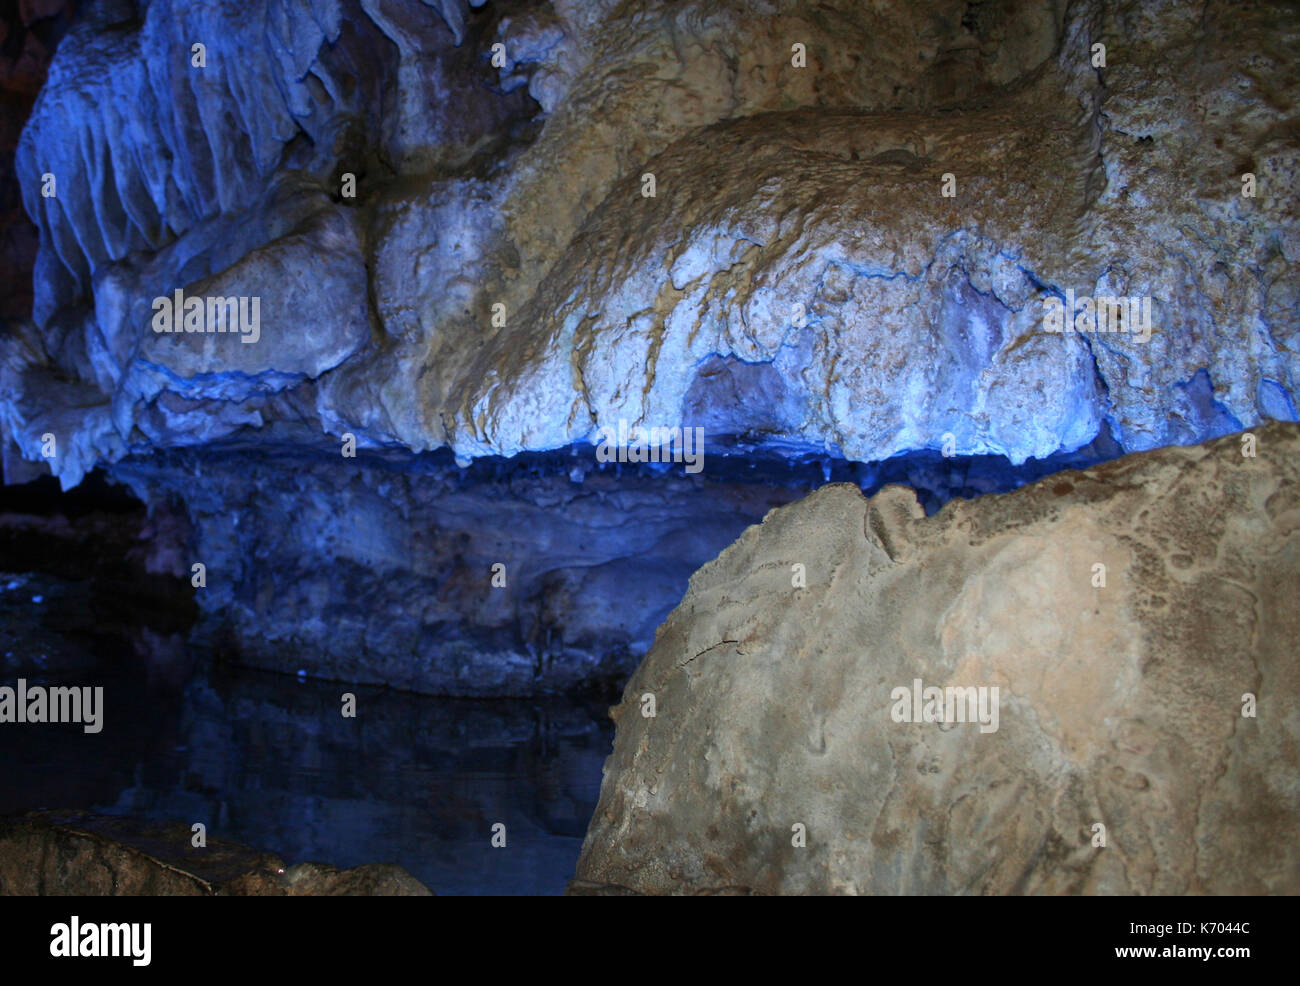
(1, 0), (1297, 696)
(5, 0), (1295, 489)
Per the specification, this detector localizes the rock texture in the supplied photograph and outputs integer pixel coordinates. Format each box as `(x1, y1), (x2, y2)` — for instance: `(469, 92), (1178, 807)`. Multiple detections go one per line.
(573, 422), (1300, 895)
(2, 0), (1297, 691)
(0, 810), (432, 894)
(3, 0), (1297, 483)
(101, 434), (1120, 695)
(110, 446), (827, 694)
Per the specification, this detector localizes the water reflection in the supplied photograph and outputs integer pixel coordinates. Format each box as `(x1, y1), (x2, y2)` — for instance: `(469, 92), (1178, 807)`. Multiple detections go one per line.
(0, 621), (613, 896)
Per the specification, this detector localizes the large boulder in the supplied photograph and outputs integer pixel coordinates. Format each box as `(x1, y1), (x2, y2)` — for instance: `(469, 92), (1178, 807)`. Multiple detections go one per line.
(573, 421), (1300, 894)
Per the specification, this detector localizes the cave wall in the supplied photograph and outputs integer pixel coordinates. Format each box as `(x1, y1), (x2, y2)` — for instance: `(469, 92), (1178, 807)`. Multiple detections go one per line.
(110, 446), (820, 694)
(1, 0), (1297, 693)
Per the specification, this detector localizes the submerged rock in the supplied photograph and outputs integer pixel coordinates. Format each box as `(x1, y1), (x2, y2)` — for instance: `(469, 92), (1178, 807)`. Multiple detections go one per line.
(574, 422), (1300, 894)
(0, 810), (432, 895)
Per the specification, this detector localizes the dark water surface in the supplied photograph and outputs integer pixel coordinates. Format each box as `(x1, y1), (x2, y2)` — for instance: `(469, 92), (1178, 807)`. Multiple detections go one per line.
(0, 590), (613, 895)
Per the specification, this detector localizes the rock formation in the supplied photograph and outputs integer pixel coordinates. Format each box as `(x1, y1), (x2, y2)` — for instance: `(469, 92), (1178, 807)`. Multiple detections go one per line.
(573, 422), (1300, 895)
(0, 810), (432, 894)
(0, 0), (1298, 899)
(8, 0), (1299, 477)
(1, 0), (1297, 691)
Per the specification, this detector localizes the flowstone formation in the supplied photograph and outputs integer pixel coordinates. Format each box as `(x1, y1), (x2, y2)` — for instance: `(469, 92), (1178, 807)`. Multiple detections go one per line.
(2, 0), (1297, 691)
(572, 423), (1300, 895)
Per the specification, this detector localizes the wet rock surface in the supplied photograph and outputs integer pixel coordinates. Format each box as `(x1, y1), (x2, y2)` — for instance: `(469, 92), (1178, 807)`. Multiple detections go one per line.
(103, 433), (1124, 695)
(574, 422), (1300, 895)
(0, 0), (1298, 898)
(108, 445), (815, 696)
(0, 810), (432, 895)
(2, 0), (1297, 692)
(2, 0), (1295, 484)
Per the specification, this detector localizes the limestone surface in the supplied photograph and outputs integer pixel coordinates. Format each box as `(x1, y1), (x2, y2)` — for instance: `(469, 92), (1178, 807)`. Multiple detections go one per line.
(574, 422), (1300, 895)
(2, 0), (1296, 486)
(2, 0), (1297, 695)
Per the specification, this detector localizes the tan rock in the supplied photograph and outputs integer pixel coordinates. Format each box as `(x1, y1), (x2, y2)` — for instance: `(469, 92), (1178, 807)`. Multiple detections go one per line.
(575, 422), (1300, 894)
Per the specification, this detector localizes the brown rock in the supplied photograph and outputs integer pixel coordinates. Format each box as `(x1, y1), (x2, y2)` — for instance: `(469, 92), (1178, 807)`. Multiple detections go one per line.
(0, 811), (432, 895)
(575, 422), (1300, 894)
